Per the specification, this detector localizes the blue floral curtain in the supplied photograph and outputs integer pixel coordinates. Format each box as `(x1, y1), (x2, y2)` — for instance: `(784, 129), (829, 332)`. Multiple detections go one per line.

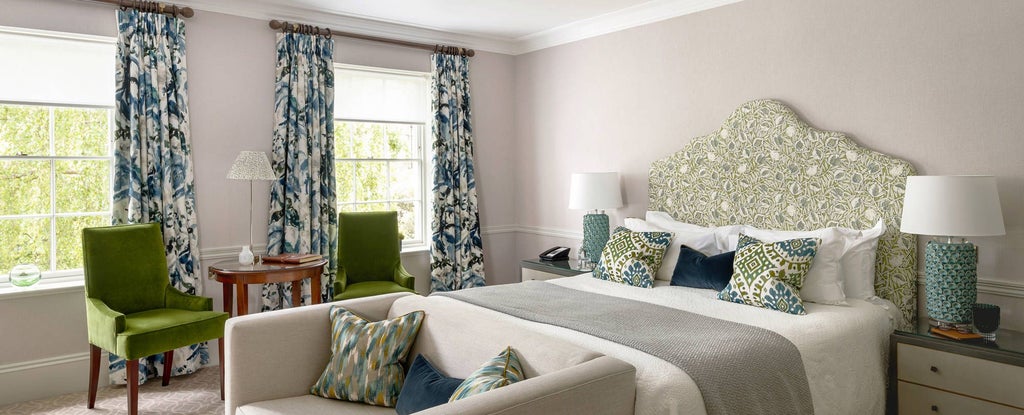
(264, 32), (337, 310)
(429, 53), (485, 292)
(110, 9), (205, 385)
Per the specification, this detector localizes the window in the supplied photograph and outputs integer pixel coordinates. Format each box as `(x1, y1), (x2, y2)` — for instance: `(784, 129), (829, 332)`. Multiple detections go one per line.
(0, 27), (115, 283)
(334, 65), (430, 247)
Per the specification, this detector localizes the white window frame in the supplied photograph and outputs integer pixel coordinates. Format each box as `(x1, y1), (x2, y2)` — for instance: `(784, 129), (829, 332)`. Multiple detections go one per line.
(333, 64), (432, 250)
(0, 25), (115, 286)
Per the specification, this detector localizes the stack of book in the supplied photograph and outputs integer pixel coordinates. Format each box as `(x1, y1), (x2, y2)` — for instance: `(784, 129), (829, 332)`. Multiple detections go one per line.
(261, 253), (323, 264)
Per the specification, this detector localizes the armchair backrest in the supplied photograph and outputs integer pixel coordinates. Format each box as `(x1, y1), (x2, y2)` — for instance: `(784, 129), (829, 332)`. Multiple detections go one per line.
(82, 223), (170, 314)
(338, 211), (402, 285)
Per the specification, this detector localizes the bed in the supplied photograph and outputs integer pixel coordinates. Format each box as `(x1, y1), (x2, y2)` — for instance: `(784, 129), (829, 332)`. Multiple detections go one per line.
(436, 99), (918, 415)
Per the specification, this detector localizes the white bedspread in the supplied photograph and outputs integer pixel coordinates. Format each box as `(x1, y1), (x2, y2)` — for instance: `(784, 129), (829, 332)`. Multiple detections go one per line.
(439, 275), (897, 415)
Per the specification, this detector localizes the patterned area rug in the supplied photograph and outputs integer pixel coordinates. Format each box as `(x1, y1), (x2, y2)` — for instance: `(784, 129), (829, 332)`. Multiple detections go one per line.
(0, 368), (222, 415)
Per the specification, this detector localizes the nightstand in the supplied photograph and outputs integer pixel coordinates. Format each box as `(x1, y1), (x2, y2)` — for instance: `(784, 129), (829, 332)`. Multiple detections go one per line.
(520, 259), (589, 282)
(890, 322), (1024, 414)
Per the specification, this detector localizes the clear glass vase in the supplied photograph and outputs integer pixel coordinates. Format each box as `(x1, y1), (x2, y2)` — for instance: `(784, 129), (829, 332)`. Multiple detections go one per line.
(9, 264), (41, 287)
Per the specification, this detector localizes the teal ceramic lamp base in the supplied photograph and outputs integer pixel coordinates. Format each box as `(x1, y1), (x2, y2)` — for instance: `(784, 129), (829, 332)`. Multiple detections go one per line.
(924, 240), (978, 330)
(582, 213), (610, 263)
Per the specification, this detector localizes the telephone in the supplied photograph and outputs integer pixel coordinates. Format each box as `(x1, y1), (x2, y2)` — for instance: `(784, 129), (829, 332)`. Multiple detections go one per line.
(539, 246), (571, 261)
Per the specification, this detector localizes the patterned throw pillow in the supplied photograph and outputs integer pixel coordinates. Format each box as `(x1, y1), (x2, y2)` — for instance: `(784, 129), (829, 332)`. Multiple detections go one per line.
(310, 306), (425, 407)
(718, 234), (819, 315)
(592, 227), (673, 288)
(449, 346), (524, 402)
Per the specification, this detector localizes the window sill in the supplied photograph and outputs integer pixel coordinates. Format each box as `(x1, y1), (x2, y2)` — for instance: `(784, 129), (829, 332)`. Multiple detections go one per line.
(401, 244), (430, 254)
(0, 277), (84, 300)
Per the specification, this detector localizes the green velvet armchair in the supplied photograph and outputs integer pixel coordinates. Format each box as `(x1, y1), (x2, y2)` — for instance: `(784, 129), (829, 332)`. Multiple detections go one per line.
(332, 211), (417, 300)
(82, 223), (228, 415)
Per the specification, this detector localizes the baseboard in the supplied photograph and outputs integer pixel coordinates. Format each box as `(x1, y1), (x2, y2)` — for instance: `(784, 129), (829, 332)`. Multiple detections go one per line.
(0, 351), (105, 407)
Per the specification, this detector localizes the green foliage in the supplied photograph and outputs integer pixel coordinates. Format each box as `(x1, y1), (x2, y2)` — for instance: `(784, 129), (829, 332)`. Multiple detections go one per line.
(0, 104), (111, 276)
(335, 121), (423, 242)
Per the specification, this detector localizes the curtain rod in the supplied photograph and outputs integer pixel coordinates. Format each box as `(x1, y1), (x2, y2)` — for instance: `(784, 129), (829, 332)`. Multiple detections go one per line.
(88, 0), (195, 18)
(269, 20), (475, 57)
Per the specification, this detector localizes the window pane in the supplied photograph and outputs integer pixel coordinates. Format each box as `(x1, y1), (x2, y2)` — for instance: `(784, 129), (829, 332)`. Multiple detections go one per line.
(0, 104), (49, 156)
(335, 161), (356, 204)
(56, 215), (108, 270)
(55, 160), (109, 213)
(335, 122), (354, 159)
(350, 123), (387, 159)
(352, 203), (387, 212)
(54, 107), (109, 156)
(389, 161), (420, 200)
(354, 161), (387, 202)
(0, 217), (50, 274)
(394, 201), (419, 242)
(386, 124), (418, 159)
(0, 160), (51, 215)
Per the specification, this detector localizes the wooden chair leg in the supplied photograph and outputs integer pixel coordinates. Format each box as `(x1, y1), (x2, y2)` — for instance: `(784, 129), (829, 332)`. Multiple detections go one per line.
(87, 344), (100, 409)
(219, 338), (225, 400)
(162, 350), (173, 386)
(127, 358), (139, 415)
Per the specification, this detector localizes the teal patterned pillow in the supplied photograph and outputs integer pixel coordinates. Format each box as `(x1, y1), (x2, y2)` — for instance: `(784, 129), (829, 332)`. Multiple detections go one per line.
(718, 234), (819, 315)
(449, 346), (524, 402)
(310, 306), (425, 407)
(592, 227), (672, 288)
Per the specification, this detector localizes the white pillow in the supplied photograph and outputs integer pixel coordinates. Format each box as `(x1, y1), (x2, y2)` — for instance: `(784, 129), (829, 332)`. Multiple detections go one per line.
(630, 215), (719, 281)
(646, 211), (744, 254)
(741, 226), (849, 305)
(836, 220), (886, 300)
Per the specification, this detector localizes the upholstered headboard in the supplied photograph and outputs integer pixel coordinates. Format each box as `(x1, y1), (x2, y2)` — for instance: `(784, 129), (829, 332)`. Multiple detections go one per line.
(649, 99), (918, 330)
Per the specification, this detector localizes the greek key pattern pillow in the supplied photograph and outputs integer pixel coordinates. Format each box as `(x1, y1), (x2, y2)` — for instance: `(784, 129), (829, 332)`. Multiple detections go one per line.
(718, 234), (819, 315)
(449, 346), (524, 402)
(310, 306), (425, 407)
(592, 227), (673, 288)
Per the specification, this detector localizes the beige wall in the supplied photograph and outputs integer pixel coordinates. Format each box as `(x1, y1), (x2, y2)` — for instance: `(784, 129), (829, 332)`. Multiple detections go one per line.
(513, 0), (1024, 329)
(0, 0), (517, 405)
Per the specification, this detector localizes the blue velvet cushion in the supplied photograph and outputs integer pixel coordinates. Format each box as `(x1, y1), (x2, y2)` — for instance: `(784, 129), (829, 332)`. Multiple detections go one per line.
(670, 245), (736, 291)
(395, 355), (464, 415)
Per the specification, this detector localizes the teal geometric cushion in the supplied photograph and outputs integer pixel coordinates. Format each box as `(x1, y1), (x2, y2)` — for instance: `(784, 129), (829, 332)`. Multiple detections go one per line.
(310, 306), (425, 407)
(718, 234), (820, 315)
(592, 227), (672, 288)
(448, 346), (524, 402)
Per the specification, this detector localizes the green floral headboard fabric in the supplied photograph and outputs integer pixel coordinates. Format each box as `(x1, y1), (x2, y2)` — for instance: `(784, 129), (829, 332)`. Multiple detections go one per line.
(649, 99), (918, 330)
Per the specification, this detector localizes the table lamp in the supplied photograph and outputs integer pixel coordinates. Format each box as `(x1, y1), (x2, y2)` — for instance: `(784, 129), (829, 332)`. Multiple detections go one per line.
(900, 175), (1005, 330)
(227, 151), (277, 265)
(569, 172), (623, 263)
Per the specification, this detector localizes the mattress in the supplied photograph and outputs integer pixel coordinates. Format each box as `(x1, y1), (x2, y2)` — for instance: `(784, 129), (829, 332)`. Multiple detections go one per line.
(436, 275), (897, 415)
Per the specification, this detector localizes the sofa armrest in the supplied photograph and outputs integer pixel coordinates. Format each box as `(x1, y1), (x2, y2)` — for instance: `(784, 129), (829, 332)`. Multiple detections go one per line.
(225, 292), (415, 415)
(85, 297), (125, 352)
(418, 355), (636, 415)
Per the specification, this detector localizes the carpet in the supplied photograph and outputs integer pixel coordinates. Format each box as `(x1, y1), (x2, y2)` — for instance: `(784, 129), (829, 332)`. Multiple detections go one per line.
(0, 368), (222, 415)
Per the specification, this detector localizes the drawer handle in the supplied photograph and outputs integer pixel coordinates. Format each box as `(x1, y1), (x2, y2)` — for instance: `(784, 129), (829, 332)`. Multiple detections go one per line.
(931, 405), (938, 412)
(930, 366), (938, 373)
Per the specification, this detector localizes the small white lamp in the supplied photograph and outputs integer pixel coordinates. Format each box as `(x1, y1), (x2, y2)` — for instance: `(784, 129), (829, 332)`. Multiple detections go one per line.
(900, 175), (1005, 330)
(569, 172), (623, 264)
(227, 151), (276, 265)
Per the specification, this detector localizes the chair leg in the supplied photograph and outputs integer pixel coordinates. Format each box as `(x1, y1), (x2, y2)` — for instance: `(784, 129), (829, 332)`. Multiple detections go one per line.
(218, 337), (225, 400)
(162, 350), (173, 386)
(127, 358), (139, 415)
(87, 344), (100, 409)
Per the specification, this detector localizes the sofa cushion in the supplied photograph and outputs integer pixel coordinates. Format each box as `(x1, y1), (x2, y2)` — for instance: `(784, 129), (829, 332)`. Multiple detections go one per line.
(237, 395), (395, 415)
(449, 346), (524, 402)
(395, 355), (463, 415)
(309, 306), (425, 407)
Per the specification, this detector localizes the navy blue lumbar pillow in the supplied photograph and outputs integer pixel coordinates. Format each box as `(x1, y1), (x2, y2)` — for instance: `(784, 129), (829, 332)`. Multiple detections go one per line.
(396, 355), (464, 415)
(670, 245), (735, 291)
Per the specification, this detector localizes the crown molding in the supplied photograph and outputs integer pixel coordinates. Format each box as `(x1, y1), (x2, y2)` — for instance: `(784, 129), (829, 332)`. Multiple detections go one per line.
(514, 0), (743, 54)
(163, 0), (743, 56)
(171, 0), (518, 55)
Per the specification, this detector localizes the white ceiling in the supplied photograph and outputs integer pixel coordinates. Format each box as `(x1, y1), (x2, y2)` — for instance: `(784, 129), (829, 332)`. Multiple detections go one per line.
(174, 0), (742, 55)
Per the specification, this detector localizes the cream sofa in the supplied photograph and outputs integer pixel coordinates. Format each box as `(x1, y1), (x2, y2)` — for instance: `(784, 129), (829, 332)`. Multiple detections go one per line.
(225, 292), (636, 415)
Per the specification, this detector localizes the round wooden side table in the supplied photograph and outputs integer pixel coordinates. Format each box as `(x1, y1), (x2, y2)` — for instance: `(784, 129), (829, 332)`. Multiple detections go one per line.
(208, 258), (328, 316)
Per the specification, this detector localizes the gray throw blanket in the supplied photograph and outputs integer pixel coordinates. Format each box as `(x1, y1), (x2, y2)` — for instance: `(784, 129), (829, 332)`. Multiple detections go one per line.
(436, 281), (813, 415)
